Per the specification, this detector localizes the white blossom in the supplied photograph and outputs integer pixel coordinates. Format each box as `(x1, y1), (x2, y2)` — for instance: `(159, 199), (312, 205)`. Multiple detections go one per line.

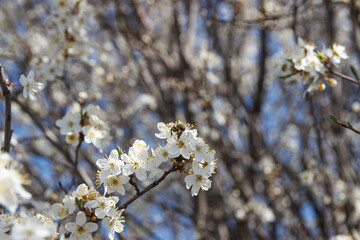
(56, 112), (82, 135)
(167, 130), (196, 159)
(121, 140), (149, 181)
(66, 132), (80, 147)
(300, 170), (315, 185)
(52, 195), (75, 220)
(84, 196), (119, 219)
(102, 209), (125, 240)
(189, 137), (209, 162)
(65, 211), (98, 240)
(19, 71), (44, 101)
(96, 149), (124, 179)
(184, 165), (212, 197)
(0, 213), (18, 232)
(101, 175), (130, 195)
(155, 122), (172, 139)
(82, 126), (107, 149)
(74, 183), (89, 198)
(149, 144), (178, 169)
(11, 215), (56, 240)
(0, 154), (31, 213)
(325, 43), (349, 66)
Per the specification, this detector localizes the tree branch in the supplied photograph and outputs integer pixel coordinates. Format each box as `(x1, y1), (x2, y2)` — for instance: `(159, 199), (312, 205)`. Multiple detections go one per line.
(12, 98), (94, 188)
(129, 176), (140, 194)
(119, 163), (179, 210)
(0, 65), (12, 153)
(328, 67), (360, 86)
(72, 138), (84, 188)
(329, 115), (360, 134)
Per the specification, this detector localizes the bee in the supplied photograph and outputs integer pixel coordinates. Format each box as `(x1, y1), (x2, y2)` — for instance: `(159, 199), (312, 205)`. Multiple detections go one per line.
(170, 123), (186, 138)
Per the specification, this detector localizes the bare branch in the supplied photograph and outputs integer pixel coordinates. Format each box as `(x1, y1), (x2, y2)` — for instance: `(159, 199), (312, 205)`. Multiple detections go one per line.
(0, 64), (12, 153)
(119, 163), (179, 210)
(328, 67), (360, 86)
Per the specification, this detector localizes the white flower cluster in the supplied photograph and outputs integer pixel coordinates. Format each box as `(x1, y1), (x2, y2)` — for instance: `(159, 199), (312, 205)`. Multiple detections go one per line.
(97, 121), (217, 197)
(19, 71), (44, 101)
(56, 104), (111, 151)
(329, 234), (356, 240)
(0, 153), (31, 213)
(279, 38), (348, 95)
(156, 122), (217, 196)
(52, 183), (124, 240)
(51, 0), (90, 36)
(193, 47), (223, 85)
(35, 0), (93, 82)
(0, 213), (56, 240)
(50, 122), (216, 239)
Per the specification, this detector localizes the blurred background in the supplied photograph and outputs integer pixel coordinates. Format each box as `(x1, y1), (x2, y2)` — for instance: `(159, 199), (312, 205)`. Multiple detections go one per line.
(1, 0), (360, 239)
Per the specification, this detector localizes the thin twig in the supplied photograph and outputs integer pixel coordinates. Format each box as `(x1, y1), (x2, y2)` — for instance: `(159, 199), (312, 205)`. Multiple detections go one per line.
(329, 115), (360, 134)
(129, 176), (141, 194)
(337, 122), (360, 134)
(58, 181), (68, 194)
(328, 67), (360, 86)
(72, 139), (84, 187)
(0, 65), (12, 153)
(119, 163), (179, 210)
(12, 98), (94, 187)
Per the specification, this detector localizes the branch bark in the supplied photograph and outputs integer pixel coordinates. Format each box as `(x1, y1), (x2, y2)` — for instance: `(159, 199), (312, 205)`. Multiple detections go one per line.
(0, 65), (12, 153)
(119, 163), (179, 210)
(328, 67), (360, 86)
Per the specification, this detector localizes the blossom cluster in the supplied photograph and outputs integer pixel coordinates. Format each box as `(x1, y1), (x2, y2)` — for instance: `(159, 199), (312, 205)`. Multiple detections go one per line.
(0, 153), (31, 213)
(156, 122), (217, 196)
(56, 104), (111, 150)
(52, 183), (124, 240)
(192, 47), (223, 85)
(97, 121), (217, 197)
(279, 38), (348, 95)
(35, 0), (93, 82)
(49, 121), (216, 239)
(0, 213), (57, 240)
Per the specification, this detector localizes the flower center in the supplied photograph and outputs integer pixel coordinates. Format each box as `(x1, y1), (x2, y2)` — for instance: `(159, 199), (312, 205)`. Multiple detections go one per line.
(77, 226), (85, 233)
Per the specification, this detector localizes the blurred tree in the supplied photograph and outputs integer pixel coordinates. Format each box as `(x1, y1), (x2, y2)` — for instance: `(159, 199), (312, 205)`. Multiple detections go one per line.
(1, 0), (360, 239)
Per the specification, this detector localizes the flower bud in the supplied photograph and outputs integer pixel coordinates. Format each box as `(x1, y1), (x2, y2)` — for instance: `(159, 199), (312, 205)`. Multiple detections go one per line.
(76, 183), (89, 197)
(317, 82), (326, 91)
(325, 77), (337, 87)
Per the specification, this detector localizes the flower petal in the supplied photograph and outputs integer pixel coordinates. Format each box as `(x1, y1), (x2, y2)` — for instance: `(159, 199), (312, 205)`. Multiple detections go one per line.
(65, 222), (77, 233)
(84, 222), (98, 233)
(27, 71), (34, 80)
(76, 211), (86, 226)
(19, 75), (27, 86)
(109, 149), (118, 160)
(135, 169), (147, 181)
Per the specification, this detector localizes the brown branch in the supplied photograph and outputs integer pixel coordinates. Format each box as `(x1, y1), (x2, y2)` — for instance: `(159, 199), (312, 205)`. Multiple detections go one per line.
(328, 67), (360, 86)
(0, 65), (12, 153)
(12, 98), (94, 188)
(72, 138), (84, 188)
(119, 163), (179, 210)
(253, 22), (268, 113)
(329, 115), (360, 134)
(129, 176), (140, 194)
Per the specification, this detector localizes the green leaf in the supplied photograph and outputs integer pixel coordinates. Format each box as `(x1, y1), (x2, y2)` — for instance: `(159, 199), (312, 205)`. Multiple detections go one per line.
(116, 146), (124, 156)
(75, 197), (80, 207)
(348, 122), (355, 129)
(350, 65), (360, 81)
(258, 7), (266, 15)
(328, 115), (339, 124)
